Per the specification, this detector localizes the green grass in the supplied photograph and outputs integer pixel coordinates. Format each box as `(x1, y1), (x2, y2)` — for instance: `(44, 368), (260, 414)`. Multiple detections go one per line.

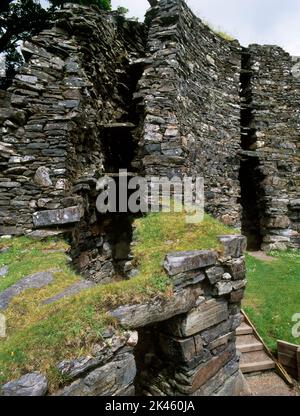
(203, 20), (235, 42)
(244, 250), (300, 351)
(0, 211), (235, 390)
(0, 237), (70, 292)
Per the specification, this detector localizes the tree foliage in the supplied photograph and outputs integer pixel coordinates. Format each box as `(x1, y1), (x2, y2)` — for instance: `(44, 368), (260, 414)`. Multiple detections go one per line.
(0, 0), (111, 89)
(0, 1), (51, 88)
(0, 1), (51, 54)
(49, 0), (111, 10)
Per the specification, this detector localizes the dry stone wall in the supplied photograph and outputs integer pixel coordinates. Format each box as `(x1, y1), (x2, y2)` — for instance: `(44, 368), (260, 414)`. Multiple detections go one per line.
(138, 0), (242, 227)
(0, 0), (299, 251)
(1, 235), (250, 396)
(240, 45), (300, 250)
(0, 4), (145, 238)
(0, 0), (298, 398)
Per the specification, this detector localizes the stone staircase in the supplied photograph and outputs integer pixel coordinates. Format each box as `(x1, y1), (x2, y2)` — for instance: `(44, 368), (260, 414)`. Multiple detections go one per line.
(236, 317), (275, 374)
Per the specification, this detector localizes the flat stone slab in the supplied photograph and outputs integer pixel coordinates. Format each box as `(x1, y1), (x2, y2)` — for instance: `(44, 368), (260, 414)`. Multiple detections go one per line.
(164, 250), (218, 276)
(248, 251), (276, 262)
(1, 372), (48, 396)
(0, 266), (9, 277)
(33, 206), (83, 228)
(27, 229), (70, 240)
(0, 271), (55, 310)
(110, 286), (203, 329)
(42, 280), (95, 305)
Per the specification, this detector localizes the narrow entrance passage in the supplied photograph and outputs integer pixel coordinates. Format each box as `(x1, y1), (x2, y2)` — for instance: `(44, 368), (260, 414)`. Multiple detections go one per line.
(239, 48), (264, 251)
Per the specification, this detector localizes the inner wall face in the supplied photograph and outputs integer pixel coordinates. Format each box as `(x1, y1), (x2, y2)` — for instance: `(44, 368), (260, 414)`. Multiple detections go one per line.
(0, 0), (299, 255)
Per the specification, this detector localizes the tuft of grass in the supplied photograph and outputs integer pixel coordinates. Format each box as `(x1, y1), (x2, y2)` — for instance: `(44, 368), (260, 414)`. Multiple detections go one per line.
(133, 211), (236, 282)
(203, 20), (235, 42)
(0, 211), (235, 390)
(244, 250), (300, 351)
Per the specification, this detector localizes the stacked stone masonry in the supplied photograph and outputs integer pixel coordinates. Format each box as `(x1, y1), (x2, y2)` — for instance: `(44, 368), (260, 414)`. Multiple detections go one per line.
(1, 235), (250, 396)
(240, 46), (300, 250)
(0, 1), (299, 251)
(0, 0), (299, 397)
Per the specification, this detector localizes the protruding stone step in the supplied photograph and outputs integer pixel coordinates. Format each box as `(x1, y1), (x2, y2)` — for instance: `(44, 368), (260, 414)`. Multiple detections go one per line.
(240, 350), (275, 373)
(236, 322), (253, 336)
(100, 122), (136, 130)
(105, 172), (137, 178)
(237, 334), (264, 353)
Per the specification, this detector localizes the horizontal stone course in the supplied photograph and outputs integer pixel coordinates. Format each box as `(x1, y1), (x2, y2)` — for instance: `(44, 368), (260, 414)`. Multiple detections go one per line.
(164, 250), (218, 276)
(33, 206), (83, 227)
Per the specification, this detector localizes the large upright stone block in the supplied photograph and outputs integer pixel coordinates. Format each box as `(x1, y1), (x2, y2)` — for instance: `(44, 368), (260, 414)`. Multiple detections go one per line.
(219, 235), (247, 259)
(165, 299), (229, 337)
(159, 332), (203, 365)
(175, 350), (232, 394)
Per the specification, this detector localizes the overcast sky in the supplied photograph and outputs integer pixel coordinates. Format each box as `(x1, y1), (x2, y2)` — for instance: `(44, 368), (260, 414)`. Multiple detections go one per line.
(110, 0), (300, 55)
(40, 1), (300, 55)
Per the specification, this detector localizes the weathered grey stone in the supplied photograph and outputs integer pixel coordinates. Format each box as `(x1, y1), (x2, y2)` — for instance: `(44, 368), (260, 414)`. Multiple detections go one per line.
(291, 61), (300, 79)
(1, 372), (48, 396)
(27, 229), (69, 240)
(231, 280), (247, 291)
(206, 266), (224, 285)
(0, 181), (21, 188)
(110, 286), (203, 329)
(175, 350), (232, 394)
(171, 270), (206, 289)
(57, 331), (137, 379)
(59, 353), (136, 396)
(214, 281), (232, 296)
(165, 299), (229, 337)
(213, 370), (251, 396)
(0, 266), (9, 277)
(219, 236), (247, 258)
(225, 258), (246, 280)
(200, 320), (232, 345)
(0, 271), (55, 310)
(126, 331), (138, 347)
(34, 166), (53, 187)
(33, 206), (83, 227)
(209, 332), (234, 351)
(159, 332), (203, 365)
(230, 289), (245, 303)
(191, 359), (239, 396)
(43, 280), (95, 305)
(164, 250), (218, 276)
(230, 313), (243, 331)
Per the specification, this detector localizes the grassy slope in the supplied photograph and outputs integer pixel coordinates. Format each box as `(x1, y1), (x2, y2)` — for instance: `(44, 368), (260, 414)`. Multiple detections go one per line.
(0, 212), (234, 390)
(244, 251), (300, 351)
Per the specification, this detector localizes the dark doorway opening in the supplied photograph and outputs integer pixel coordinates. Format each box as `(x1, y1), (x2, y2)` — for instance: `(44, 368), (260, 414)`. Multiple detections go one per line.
(104, 212), (134, 277)
(101, 125), (138, 173)
(239, 156), (263, 250)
